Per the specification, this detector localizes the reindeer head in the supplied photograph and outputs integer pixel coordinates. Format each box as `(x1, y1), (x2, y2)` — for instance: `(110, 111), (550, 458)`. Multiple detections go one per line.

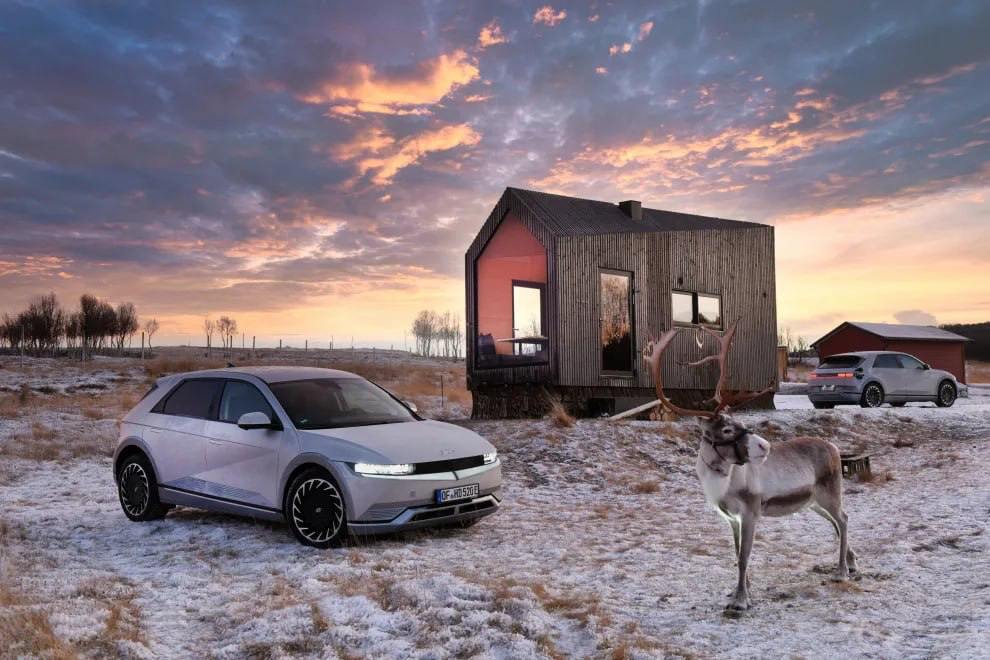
(698, 414), (770, 466)
(643, 319), (774, 466)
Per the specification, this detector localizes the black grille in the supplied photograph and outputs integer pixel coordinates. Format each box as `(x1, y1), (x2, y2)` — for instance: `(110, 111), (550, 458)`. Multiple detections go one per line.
(414, 455), (484, 474)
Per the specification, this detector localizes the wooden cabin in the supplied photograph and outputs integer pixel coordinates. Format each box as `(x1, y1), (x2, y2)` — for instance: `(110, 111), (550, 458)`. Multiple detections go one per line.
(465, 187), (778, 418)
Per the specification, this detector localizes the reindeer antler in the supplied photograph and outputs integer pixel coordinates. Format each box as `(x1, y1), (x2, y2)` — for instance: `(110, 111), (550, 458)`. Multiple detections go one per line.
(644, 318), (775, 418)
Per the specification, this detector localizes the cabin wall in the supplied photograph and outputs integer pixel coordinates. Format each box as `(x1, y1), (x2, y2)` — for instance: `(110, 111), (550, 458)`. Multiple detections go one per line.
(554, 226), (777, 393)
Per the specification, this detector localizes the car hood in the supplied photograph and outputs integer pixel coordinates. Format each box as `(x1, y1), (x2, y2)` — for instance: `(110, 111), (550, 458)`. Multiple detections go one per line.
(296, 420), (494, 464)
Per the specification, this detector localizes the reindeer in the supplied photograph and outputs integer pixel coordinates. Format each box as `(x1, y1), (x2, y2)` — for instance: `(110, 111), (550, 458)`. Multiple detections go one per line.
(643, 320), (857, 612)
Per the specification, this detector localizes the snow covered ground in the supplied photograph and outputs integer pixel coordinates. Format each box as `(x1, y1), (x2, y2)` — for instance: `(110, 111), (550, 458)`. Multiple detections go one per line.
(1, 359), (988, 658)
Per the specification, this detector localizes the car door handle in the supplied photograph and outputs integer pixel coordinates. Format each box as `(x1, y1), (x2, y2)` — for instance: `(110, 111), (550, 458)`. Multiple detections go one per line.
(209, 439), (224, 445)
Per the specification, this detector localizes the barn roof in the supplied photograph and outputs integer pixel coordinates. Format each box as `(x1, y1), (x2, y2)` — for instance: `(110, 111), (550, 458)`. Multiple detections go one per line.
(811, 321), (972, 347)
(507, 187), (765, 236)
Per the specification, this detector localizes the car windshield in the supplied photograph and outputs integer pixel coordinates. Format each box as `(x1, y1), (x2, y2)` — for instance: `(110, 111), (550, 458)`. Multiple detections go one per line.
(269, 378), (416, 430)
(818, 355), (863, 369)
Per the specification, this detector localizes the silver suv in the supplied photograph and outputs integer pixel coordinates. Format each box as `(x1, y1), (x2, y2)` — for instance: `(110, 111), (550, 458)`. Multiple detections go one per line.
(808, 351), (963, 409)
(113, 366), (501, 547)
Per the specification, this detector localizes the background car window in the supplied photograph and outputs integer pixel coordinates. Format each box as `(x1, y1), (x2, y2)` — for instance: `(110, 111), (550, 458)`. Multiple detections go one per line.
(161, 380), (222, 418)
(897, 354), (925, 370)
(219, 380), (273, 423)
(873, 355), (902, 369)
(819, 355), (862, 368)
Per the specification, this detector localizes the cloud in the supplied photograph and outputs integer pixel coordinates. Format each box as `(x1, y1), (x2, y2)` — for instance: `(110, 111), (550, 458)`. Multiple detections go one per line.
(893, 310), (938, 326)
(300, 50), (479, 115)
(609, 43), (632, 56)
(595, 66), (608, 75)
(341, 124), (482, 186)
(533, 6), (566, 27)
(478, 20), (507, 48)
(638, 21), (654, 41)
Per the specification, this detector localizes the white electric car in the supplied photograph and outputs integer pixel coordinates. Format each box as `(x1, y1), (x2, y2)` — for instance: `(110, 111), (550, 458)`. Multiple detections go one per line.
(113, 366), (501, 547)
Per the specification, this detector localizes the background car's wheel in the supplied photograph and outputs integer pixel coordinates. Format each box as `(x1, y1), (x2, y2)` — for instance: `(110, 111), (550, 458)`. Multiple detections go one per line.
(116, 454), (169, 521)
(890, 402), (906, 408)
(286, 469), (347, 548)
(860, 383), (884, 408)
(935, 381), (956, 408)
(812, 402), (834, 409)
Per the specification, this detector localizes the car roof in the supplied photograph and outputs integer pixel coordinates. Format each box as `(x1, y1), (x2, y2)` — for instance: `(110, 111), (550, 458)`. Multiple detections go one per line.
(165, 366), (363, 384)
(824, 351), (909, 358)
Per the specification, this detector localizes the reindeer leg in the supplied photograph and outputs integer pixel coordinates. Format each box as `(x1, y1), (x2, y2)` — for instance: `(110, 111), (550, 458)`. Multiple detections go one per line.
(727, 514), (755, 611)
(726, 516), (742, 597)
(811, 502), (851, 580)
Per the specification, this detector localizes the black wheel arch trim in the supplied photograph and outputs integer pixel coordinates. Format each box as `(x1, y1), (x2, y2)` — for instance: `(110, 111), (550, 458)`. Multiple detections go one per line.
(114, 438), (160, 480)
(280, 454), (351, 518)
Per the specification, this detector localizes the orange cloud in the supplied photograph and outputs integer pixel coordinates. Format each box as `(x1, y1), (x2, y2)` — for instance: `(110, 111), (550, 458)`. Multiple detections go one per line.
(338, 124), (481, 186)
(464, 94), (491, 102)
(301, 50), (479, 115)
(609, 43), (632, 56)
(478, 20), (507, 48)
(595, 66), (608, 75)
(533, 6), (566, 26)
(638, 21), (654, 41)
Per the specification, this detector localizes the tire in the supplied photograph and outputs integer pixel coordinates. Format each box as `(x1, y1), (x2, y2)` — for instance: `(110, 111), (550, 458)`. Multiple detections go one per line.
(935, 381), (956, 408)
(860, 383), (884, 408)
(812, 402), (834, 409)
(116, 453), (169, 521)
(285, 468), (348, 548)
(890, 402), (906, 408)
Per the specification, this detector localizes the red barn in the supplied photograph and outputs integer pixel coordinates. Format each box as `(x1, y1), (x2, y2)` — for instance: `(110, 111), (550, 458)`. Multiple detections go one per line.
(811, 322), (971, 383)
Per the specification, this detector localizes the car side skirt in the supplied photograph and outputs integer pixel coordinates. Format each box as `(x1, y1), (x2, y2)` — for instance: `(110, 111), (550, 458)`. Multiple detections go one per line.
(159, 485), (284, 522)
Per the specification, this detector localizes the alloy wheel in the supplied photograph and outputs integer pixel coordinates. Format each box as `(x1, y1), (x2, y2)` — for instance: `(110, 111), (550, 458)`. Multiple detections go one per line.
(864, 385), (883, 408)
(939, 383), (956, 406)
(118, 463), (150, 517)
(291, 478), (344, 544)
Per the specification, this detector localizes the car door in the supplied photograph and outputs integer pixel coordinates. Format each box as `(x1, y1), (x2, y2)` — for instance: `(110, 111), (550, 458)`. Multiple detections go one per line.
(896, 354), (938, 397)
(200, 379), (285, 510)
(871, 354), (908, 398)
(146, 378), (222, 491)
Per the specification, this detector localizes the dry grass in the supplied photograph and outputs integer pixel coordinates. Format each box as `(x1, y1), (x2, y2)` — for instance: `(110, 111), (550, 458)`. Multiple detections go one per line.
(0, 418), (117, 462)
(631, 478), (661, 494)
(547, 397), (576, 428)
(144, 355), (225, 378)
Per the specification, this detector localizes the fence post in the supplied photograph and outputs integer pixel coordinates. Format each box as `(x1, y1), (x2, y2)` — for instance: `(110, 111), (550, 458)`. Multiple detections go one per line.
(305, 339), (308, 352)
(440, 375), (445, 409)
(20, 325), (25, 367)
(279, 339), (282, 350)
(140, 332), (145, 360)
(252, 336), (256, 358)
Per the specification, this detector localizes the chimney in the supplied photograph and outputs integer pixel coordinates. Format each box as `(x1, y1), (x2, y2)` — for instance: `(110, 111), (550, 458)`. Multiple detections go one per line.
(618, 199), (642, 220)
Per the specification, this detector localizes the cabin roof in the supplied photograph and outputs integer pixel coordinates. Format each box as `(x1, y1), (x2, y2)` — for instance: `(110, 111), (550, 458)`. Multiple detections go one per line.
(507, 187), (765, 236)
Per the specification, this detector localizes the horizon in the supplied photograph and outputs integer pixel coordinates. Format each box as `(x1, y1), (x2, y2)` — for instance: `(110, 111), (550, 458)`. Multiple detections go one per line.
(2, 2), (988, 346)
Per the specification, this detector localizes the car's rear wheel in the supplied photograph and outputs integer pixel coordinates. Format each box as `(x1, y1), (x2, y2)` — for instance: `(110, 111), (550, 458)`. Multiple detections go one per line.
(812, 402), (834, 409)
(286, 469), (347, 548)
(935, 381), (956, 408)
(116, 454), (169, 521)
(860, 383), (884, 408)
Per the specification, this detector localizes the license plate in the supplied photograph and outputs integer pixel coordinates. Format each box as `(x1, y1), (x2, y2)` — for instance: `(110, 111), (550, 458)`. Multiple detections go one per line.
(822, 384), (836, 391)
(436, 483), (479, 503)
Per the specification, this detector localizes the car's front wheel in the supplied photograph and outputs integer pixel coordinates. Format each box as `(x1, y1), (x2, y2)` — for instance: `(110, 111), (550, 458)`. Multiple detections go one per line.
(935, 381), (957, 408)
(116, 454), (169, 521)
(286, 469), (347, 548)
(860, 383), (884, 408)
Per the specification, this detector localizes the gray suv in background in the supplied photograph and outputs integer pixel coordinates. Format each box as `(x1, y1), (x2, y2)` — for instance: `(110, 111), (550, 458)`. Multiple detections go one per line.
(808, 351), (964, 409)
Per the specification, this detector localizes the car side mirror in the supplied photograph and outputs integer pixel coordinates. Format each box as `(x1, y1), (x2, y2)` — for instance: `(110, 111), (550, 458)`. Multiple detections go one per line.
(404, 400), (418, 413)
(237, 411), (273, 429)
(922, 363), (930, 370)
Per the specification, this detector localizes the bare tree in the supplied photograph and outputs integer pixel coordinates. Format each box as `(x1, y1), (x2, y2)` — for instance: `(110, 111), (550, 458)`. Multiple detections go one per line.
(204, 317), (215, 357)
(114, 302), (139, 353)
(217, 316), (238, 357)
(144, 318), (160, 350)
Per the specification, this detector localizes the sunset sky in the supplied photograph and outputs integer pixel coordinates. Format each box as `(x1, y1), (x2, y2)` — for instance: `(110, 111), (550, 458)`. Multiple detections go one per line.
(1, 1), (988, 348)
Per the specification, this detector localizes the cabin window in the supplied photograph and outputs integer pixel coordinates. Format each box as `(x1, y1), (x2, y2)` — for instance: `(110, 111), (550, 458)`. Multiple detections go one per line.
(672, 291), (722, 328)
(511, 282), (546, 356)
(601, 270), (633, 373)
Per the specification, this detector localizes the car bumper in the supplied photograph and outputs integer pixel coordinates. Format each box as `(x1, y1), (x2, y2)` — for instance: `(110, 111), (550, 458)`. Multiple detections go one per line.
(334, 460), (503, 534)
(807, 385), (862, 404)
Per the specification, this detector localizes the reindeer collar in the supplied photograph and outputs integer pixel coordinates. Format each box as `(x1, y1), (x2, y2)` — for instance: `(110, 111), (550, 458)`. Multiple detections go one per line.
(704, 426), (752, 467)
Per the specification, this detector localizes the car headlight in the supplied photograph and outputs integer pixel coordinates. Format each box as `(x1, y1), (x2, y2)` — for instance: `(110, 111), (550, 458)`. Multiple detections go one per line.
(483, 451), (497, 465)
(354, 462), (415, 476)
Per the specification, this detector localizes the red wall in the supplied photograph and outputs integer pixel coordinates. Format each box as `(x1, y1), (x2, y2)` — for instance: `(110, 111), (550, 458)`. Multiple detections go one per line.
(476, 214), (547, 355)
(817, 326), (967, 383)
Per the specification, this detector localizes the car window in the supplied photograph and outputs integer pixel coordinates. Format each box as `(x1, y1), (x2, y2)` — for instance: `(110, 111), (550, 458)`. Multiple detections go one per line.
(873, 355), (902, 369)
(819, 355), (862, 368)
(161, 379), (222, 418)
(269, 378), (416, 430)
(219, 380), (273, 423)
(897, 354), (925, 370)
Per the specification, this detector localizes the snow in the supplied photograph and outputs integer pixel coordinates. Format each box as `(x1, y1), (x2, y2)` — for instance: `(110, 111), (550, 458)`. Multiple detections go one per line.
(1, 362), (989, 657)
